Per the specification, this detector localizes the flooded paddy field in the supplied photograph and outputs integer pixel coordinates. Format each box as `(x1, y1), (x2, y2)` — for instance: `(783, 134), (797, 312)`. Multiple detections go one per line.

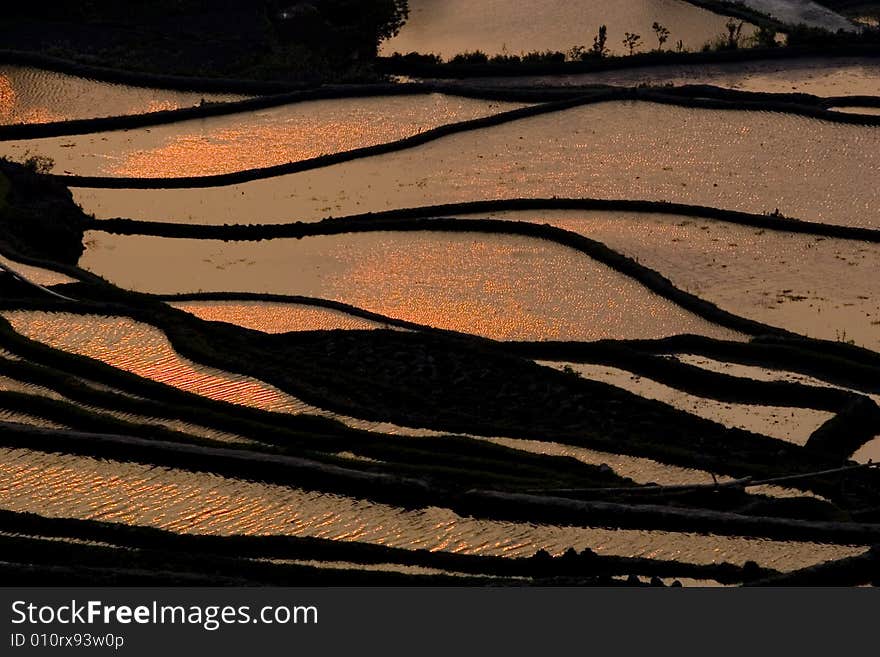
(461, 210), (880, 349)
(0, 95), (526, 177)
(0, 65), (245, 125)
(0, 251), (77, 287)
(70, 102), (880, 228)
(0, 447), (863, 570)
(0, 311), (325, 415)
(170, 300), (397, 333)
(2, 43), (880, 587)
(731, 0), (854, 31)
(78, 231), (741, 342)
(541, 361), (833, 444)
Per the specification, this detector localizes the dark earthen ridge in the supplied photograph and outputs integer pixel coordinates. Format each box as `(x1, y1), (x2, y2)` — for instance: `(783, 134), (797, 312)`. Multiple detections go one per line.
(50, 86), (880, 189)
(3, 421), (879, 544)
(0, 83), (597, 141)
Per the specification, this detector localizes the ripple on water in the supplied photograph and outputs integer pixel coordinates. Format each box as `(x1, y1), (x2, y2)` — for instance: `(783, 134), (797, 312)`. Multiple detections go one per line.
(541, 361), (833, 445)
(0, 65), (244, 125)
(0, 252), (77, 287)
(80, 232), (742, 342)
(169, 301), (394, 333)
(0, 95), (527, 178)
(73, 102), (880, 229)
(0, 447), (863, 570)
(460, 210), (880, 350)
(1, 311), (317, 414)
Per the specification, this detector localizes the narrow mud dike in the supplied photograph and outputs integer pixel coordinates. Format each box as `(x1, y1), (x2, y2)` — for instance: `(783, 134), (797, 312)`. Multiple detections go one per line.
(0, 510), (779, 585)
(91, 215), (801, 338)
(2, 421), (878, 545)
(0, 83), (595, 141)
(4, 293), (870, 507)
(46, 85), (880, 189)
(95, 199), (880, 243)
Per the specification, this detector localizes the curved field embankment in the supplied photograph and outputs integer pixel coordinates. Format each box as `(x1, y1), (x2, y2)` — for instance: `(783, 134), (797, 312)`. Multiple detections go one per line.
(92, 198), (880, 241)
(48, 85), (880, 189)
(0, 510), (780, 585)
(0, 82), (594, 141)
(84, 214), (845, 338)
(4, 421), (880, 545)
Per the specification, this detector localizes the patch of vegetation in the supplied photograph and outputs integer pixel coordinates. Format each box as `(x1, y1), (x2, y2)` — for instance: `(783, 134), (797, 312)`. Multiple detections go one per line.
(0, 0), (410, 82)
(0, 157), (88, 264)
(381, 8), (879, 80)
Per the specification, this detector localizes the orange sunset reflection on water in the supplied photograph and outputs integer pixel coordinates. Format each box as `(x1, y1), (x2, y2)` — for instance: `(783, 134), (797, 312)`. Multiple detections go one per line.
(170, 301), (392, 333)
(0, 311), (318, 415)
(79, 232), (742, 343)
(0, 73), (62, 124)
(17, 95), (525, 178)
(0, 446), (865, 568)
(0, 65), (246, 126)
(318, 233), (740, 342)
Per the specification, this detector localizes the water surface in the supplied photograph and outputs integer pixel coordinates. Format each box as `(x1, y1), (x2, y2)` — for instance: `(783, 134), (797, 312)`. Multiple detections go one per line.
(73, 102), (880, 229)
(80, 231), (742, 342)
(170, 301), (395, 333)
(0, 252), (77, 287)
(542, 361), (833, 444)
(1, 95), (525, 177)
(1, 311), (318, 415)
(481, 435), (824, 499)
(467, 210), (880, 349)
(0, 65), (244, 125)
(675, 354), (880, 404)
(0, 447), (861, 568)
(382, 0), (753, 57)
(733, 0), (853, 30)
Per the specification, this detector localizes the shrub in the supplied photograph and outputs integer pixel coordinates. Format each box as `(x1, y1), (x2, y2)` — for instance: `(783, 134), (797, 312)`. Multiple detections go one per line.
(490, 53), (522, 65)
(449, 50), (489, 65)
(750, 25), (780, 48)
(522, 50), (566, 64)
(21, 153), (55, 175)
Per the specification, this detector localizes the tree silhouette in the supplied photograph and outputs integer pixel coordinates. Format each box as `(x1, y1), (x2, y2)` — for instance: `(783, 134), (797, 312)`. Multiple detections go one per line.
(591, 25), (608, 58)
(652, 22), (670, 51)
(622, 32), (642, 56)
(725, 19), (744, 50)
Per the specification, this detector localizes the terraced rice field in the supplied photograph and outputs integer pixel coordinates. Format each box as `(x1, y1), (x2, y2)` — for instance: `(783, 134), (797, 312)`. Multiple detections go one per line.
(1, 44), (879, 587)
